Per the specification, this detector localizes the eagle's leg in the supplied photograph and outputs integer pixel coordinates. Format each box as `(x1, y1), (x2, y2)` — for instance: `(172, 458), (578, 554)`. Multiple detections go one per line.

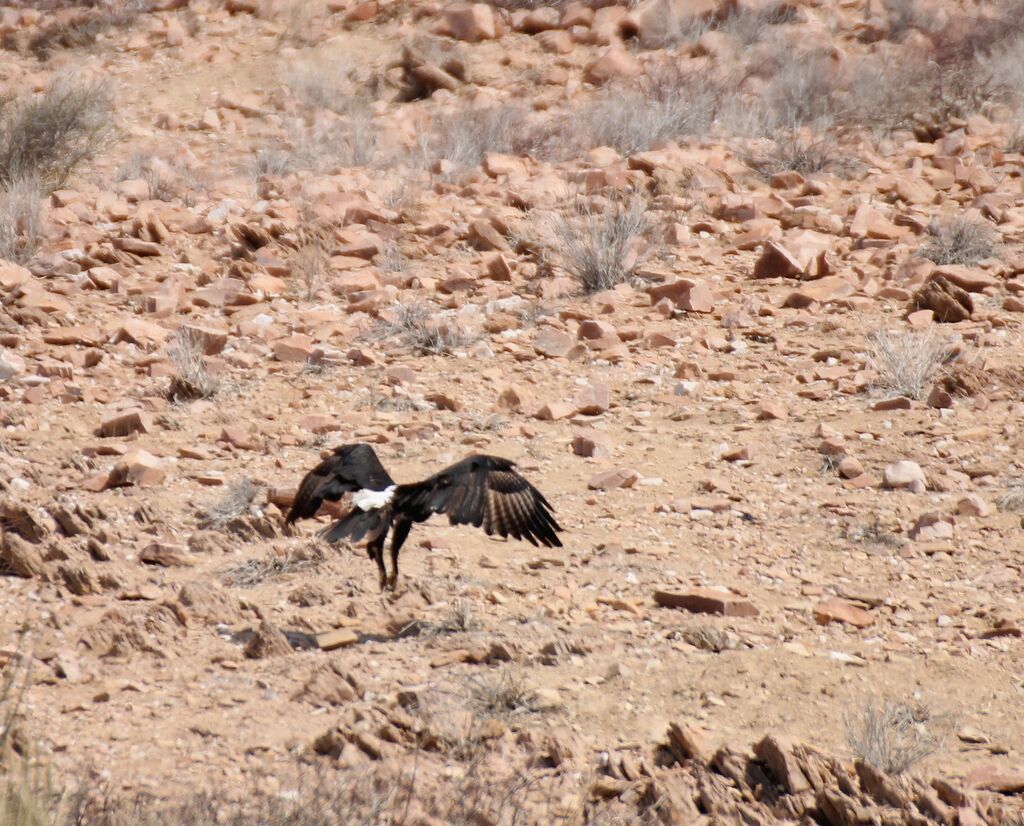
(387, 519), (413, 592)
(367, 536), (387, 592)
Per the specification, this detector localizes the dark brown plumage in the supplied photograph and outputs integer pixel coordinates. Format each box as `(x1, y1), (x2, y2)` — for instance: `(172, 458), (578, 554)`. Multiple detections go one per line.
(286, 444), (563, 591)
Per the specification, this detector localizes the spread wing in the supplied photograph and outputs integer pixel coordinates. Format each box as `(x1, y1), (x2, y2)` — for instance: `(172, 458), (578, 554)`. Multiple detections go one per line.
(394, 455), (562, 547)
(286, 443), (395, 525)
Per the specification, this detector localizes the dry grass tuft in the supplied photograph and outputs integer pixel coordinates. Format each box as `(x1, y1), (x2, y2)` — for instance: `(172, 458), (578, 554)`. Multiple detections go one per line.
(167, 329), (219, 402)
(742, 133), (843, 177)
(199, 478), (259, 531)
(12, 0), (147, 58)
(920, 216), (999, 266)
(419, 103), (552, 176)
(0, 76), (114, 194)
(369, 302), (479, 355)
(466, 669), (541, 719)
(549, 193), (649, 294)
(867, 328), (957, 400)
(220, 546), (324, 589)
(845, 694), (950, 775)
(575, 70), (715, 156)
(424, 599), (476, 638)
(0, 177), (40, 264)
(845, 519), (903, 548)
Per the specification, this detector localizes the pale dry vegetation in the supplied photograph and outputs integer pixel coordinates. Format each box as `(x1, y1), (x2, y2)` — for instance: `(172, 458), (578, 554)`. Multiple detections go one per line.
(574, 72), (716, 156)
(0, 177), (41, 264)
(0, 77), (113, 264)
(368, 302), (479, 355)
(867, 328), (956, 400)
(845, 695), (950, 775)
(167, 329), (219, 402)
(199, 477), (259, 531)
(219, 546), (323, 588)
(0, 76), (114, 193)
(549, 194), (649, 293)
(920, 216), (999, 266)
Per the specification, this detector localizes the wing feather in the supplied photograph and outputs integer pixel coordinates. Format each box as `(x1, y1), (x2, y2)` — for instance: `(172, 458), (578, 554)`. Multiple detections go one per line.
(392, 455), (563, 547)
(286, 443), (395, 525)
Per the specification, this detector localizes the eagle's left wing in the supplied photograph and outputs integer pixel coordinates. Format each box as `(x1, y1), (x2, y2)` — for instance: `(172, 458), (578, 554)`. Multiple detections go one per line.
(395, 455), (563, 547)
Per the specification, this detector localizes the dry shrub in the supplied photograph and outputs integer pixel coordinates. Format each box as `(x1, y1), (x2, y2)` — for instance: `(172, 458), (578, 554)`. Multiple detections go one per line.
(466, 669), (542, 719)
(867, 328), (957, 400)
(575, 69), (716, 156)
(219, 547), (323, 588)
(199, 478), (258, 531)
(0, 177), (40, 264)
(636, 0), (796, 48)
(166, 329), (219, 402)
(283, 111), (379, 171)
(741, 133), (842, 177)
(920, 216), (999, 266)
(287, 209), (331, 301)
(10, 0), (148, 58)
(549, 193), (649, 294)
(283, 57), (365, 114)
(419, 103), (555, 175)
(0, 76), (114, 193)
(368, 302), (479, 355)
(845, 695), (950, 775)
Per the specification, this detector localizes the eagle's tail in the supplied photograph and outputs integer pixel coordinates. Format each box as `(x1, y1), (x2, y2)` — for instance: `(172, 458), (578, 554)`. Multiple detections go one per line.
(319, 505), (392, 545)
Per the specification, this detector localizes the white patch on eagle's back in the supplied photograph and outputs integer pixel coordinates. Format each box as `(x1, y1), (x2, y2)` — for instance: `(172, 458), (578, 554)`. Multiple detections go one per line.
(352, 485), (396, 511)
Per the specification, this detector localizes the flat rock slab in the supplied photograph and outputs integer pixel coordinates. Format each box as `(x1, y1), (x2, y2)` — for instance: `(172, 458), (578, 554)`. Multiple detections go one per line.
(654, 589), (759, 617)
(316, 629), (359, 651)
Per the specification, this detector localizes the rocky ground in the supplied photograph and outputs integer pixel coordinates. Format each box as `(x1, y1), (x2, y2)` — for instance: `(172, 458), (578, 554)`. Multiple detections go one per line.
(2, 0), (1024, 822)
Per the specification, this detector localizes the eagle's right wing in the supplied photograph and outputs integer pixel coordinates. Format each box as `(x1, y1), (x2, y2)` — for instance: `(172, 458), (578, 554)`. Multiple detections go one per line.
(286, 443), (395, 525)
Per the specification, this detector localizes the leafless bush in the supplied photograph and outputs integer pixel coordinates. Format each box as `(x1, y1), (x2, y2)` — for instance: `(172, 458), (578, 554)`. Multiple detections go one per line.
(220, 546), (324, 588)
(1006, 123), (1024, 154)
(278, 0), (323, 47)
(374, 240), (405, 274)
(420, 103), (554, 175)
(167, 329), (219, 402)
(423, 599), (476, 638)
(467, 669), (541, 719)
(742, 134), (841, 177)
(115, 154), (202, 203)
(0, 76), (114, 192)
(13, 0), (148, 57)
(288, 211), (331, 301)
(978, 33), (1024, 112)
(636, 0), (796, 48)
(368, 302), (479, 355)
(718, 2), (797, 44)
(998, 482), (1024, 512)
(287, 111), (379, 170)
(576, 71), (716, 155)
(867, 328), (957, 400)
(921, 216), (999, 266)
(845, 695), (949, 775)
(845, 519), (902, 548)
(200, 478), (258, 531)
(64, 766), (404, 826)
(0, 177), (40, 263)
(250, 148), (294, 181)
(284, 58), (364, 114)
(549, 193), (649, 293)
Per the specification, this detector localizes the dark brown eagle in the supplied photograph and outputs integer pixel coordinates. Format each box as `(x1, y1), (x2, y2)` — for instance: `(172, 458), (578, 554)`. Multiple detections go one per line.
(285, 443), (563, 591)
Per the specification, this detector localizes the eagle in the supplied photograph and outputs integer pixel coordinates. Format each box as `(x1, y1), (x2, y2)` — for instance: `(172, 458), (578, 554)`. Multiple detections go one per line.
(285, 443), (563, 592)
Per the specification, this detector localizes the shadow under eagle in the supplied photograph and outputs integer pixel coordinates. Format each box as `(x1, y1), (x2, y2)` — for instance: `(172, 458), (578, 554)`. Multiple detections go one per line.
(285, 443), (563, 591)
